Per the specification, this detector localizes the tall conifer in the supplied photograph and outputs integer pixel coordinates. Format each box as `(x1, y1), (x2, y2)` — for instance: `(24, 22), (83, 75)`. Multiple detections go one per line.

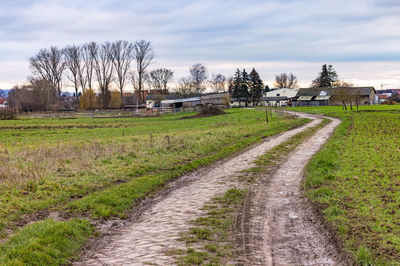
(249, 68), (263, 106)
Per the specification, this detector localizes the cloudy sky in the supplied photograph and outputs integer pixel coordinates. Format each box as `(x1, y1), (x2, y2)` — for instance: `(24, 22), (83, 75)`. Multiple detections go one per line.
(0, 0), (399, 91)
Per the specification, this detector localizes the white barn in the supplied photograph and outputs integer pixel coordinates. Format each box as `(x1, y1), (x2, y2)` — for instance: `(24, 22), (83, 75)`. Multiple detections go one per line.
(260, 88), (298, 106)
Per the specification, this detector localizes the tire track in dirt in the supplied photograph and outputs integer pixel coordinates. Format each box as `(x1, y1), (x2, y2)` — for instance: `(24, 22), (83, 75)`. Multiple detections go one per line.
(241, 114), (346, 265)
(75, 113), (321, 266)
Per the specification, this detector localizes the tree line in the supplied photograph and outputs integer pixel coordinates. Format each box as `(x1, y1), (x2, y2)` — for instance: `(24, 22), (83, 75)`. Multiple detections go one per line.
(28, 40), (160, 109)
(9, 39), (239, 111)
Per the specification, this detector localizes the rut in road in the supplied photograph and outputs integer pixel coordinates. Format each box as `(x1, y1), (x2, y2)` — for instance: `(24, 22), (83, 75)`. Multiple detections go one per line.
(75, 113), (321, 266)
(241, 115), (346, 265)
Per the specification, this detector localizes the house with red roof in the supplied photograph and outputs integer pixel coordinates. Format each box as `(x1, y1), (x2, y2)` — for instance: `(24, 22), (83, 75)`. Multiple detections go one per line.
(0, 98), (9, 108)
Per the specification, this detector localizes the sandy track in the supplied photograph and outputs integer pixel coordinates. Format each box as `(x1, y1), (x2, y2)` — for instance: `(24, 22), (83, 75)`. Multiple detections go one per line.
(75, 113), (321, 266)
(241, 115), (346, 265)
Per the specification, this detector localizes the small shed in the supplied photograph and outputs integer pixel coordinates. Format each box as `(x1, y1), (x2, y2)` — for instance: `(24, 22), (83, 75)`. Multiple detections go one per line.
(161, 97), (201, 109)
(200, 93), (229, 106)
(146, 94), (181, 108)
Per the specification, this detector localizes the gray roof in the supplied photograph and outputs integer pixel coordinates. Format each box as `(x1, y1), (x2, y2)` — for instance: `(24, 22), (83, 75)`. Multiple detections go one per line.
(315, 96), (331, 100)
(296, 87), (375, 97)
(201, 92), (229, 100)
(161, 97), (201, 104)
(297, 96), (313, 101)
(260, 96), (288, 101)
(146, 94), (182, 100)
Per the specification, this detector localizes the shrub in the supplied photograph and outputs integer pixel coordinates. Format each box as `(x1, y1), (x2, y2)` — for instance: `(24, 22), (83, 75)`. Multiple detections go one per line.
(198, 105), (226, 116)
(382, 100), (396, 105)
(0, 108), (17, 120)
(79, 88), (99, 110)
(108, 91), (123, 109)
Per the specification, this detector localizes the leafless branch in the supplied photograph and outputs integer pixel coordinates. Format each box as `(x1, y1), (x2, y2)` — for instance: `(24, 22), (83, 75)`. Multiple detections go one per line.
(112, 40), (134, 97)
(148, 68), (174, 94)
(133, 40), (154, 102)
(93, 42), (114, 108)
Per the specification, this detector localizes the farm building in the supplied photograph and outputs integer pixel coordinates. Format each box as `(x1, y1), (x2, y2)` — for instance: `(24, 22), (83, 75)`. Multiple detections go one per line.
(123, 90), (170, 107)
(230, 98), (255, 107)
(376, 89), (400, 104)
(201, 92), (230, 106)
(293, 87), (376, 107)
(0, 98), (9, 108)
(377, 94), (389, 104)
(259, 96), (289, 106)
(146, 94), (181, 108)
(260, 88), (298, 106)
(161, 97), (201, 109)
(157, 93), (229, 109)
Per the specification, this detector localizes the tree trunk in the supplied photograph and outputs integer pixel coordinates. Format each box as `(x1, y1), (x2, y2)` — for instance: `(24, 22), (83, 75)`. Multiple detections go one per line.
(138, 74), (142, 104)
(75, 87), (79, 104)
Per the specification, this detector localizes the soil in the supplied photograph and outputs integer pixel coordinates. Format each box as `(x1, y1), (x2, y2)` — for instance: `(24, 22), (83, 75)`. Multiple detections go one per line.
(238, 114), (350, 265)
(74, 112), (323, 266)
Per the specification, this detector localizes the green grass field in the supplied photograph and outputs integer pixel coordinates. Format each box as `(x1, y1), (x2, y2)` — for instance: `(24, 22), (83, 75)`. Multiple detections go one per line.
(0, 108), (307, 265)
(289, 104), (400, 264)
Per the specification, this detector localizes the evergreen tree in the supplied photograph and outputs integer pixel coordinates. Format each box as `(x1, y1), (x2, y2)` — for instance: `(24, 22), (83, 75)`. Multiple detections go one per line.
(312, 64), (338, 87)
(231, 69), (243, 106)
(249, 68), (263, 106)
(263, 85), (270, 93)
(241, 69), (251, 106)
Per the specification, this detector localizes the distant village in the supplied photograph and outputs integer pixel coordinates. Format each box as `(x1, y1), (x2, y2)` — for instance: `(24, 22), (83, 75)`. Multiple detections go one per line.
(2, 85), (400, 112)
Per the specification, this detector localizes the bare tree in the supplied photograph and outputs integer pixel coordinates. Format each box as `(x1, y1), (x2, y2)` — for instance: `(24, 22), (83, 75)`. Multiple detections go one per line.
(9, 78), (58, 111)
(148, 68), (174, 94)
(227, 76), (234, 95)
(274, 73), (298, 89)
(111, 40), (134, 98)
(209, 74), (226, 93)
(93, 42), (114, 108)
(332, 80), (353, 110)
(81, 42), (98, 91)
(133, 40), (154, 103)
(130, 70), (139, 92)
(29, 46), (65, 96)
(190, 63), (208, 93)
(176, 77), (196, 97)
(64, 45), (83, 103)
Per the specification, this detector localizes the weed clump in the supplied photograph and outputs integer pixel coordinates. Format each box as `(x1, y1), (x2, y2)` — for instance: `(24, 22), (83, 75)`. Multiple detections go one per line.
(198, 105), (226, 116)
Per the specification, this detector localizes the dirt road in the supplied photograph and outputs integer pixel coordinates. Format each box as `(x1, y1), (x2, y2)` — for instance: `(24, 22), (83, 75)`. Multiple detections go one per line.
(241, 115), (346, 265)
(75, 113), (326, 266)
